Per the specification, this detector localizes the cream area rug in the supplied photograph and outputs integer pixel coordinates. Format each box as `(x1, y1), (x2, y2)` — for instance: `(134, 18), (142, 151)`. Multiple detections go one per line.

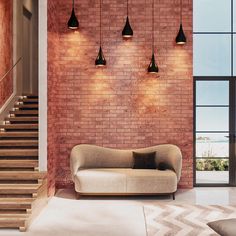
(0, 197), (147, 236)
(144, 204), (236, 236)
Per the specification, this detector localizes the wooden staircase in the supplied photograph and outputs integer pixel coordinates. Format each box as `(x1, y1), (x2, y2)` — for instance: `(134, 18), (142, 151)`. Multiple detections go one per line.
(0, 94), (47, 232)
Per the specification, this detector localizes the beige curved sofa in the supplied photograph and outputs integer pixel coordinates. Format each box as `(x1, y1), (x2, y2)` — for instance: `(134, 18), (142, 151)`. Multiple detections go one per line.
(70, 144), (182, 199)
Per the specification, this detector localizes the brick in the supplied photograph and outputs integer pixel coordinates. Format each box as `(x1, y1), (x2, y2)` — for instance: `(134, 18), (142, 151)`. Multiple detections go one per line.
(0, 0), (13, 107)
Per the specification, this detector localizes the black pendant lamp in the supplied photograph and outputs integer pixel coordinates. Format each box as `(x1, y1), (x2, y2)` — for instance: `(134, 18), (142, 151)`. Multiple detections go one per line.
(176, 0), (186, 44)
(95, 0), (106, 67)
(68, 0), (79, 30)
(147, 0), (158, 74)
(122, 0), (133, 38)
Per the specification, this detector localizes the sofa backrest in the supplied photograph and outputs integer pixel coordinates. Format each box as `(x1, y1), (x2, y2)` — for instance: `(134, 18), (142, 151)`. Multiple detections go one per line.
(70, 144), (182, 182)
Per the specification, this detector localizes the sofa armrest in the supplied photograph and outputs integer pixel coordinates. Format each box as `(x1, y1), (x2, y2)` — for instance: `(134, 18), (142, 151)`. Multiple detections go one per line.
(70, 145), (84, 181)
(158, 145), (182, 182)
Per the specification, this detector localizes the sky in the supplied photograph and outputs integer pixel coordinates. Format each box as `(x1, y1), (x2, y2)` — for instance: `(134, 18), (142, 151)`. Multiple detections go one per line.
(193, 0), (236, 76)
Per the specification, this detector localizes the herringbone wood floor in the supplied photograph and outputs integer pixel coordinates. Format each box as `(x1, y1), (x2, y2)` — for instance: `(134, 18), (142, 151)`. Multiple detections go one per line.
(144, 204), (236, 236)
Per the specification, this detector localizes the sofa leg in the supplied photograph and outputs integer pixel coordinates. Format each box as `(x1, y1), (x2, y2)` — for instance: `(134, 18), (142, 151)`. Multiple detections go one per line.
(76, 192), (81, 200)
(172, 192), (175, 200)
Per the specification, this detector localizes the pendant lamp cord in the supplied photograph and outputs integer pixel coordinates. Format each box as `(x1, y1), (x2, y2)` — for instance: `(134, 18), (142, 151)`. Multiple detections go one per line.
(180, 0), (182, 24)
(152, 0), (154, 54)
(127, 0), (129, 16)
(73, 0), (75, 9)
(100, 0), (102, 46)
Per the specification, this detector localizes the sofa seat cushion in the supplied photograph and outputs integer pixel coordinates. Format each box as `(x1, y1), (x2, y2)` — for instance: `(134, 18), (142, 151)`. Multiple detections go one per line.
(126, 169), (177, 193)
(75, 168), (177, 194)
(75, 168), (127, 193)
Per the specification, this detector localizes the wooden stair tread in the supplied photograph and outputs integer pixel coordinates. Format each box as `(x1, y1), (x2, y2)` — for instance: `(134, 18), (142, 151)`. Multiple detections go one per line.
(18, 98), (38, 103)
(0, 140), (38, 146)
(5, 117), (38, 122)
(21, 93), (38, 97)
(0, 160), (38, 168)
(0, 217), (27, 229)
(0, 132), (38, 138)
(0, 149), (38, 156)
(10, 110), (38, 115)
(0, 217), (23, 220)
(15, 104), (38, 109)
(0, 184), (40, 194)
(0, 214), (28, 219)
(0, 124), (38, 128)
(0, 171), (46, 180)
(0, 203), (32, 209)
(0, 216), (28, 222)
(0, 198), (33, 203)
(0, 184), (40, 189)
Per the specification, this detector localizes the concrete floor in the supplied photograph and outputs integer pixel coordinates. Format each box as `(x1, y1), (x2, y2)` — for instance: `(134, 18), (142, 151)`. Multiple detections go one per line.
(56, 187), (236, 205)
(196, 171), (229, 184)
(1, 187), (236, 236)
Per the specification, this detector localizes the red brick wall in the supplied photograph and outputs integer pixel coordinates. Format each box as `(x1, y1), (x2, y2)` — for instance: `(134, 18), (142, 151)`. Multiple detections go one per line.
(47, 0), (60, 195)
(0, 0), (13, 108)
(48, 0), (193, 190)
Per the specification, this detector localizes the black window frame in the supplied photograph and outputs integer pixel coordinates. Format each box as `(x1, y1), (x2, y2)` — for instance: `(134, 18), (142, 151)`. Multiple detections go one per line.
(193, 0), (236, 186)
(193, 77), (236, 187)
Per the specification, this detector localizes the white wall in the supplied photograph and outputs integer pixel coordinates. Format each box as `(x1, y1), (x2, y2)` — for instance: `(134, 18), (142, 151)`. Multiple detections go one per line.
(0, 0), (24, 122)
(12, 0), (38, 95)
(38, 0), (47, 171)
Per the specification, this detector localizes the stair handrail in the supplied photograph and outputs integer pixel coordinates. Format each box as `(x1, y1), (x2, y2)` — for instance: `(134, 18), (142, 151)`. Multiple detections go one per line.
(0, 57), (22, 83)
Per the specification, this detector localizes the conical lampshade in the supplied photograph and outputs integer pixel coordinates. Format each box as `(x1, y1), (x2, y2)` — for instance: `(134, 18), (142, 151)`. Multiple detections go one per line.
(95, 46), (106, 67)
(122, 16), (133, 38)
(176, 23), (186, 44)
(147, 53), (159, 73)
(68, 8), (79, 30)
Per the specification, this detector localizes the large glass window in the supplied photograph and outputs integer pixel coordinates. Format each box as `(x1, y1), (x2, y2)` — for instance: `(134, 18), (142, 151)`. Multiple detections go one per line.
(196, 81), (229, 105)
(193, 0), (235, 77)
(234, 36), (236, 75)
(193, 0), (231, 32)
(195, 80), (230, 184)
(196, 107), (229, 131)
(193, 35), (231, 76)
(196, 133), (229, 158)
(194, 0), (236, 185)
(234, 2), (236, 32)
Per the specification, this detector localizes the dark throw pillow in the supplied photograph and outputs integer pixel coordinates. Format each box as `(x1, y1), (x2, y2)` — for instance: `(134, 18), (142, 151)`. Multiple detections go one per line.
(132, 151), (156, 169)
(158, 162), (168, 171)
